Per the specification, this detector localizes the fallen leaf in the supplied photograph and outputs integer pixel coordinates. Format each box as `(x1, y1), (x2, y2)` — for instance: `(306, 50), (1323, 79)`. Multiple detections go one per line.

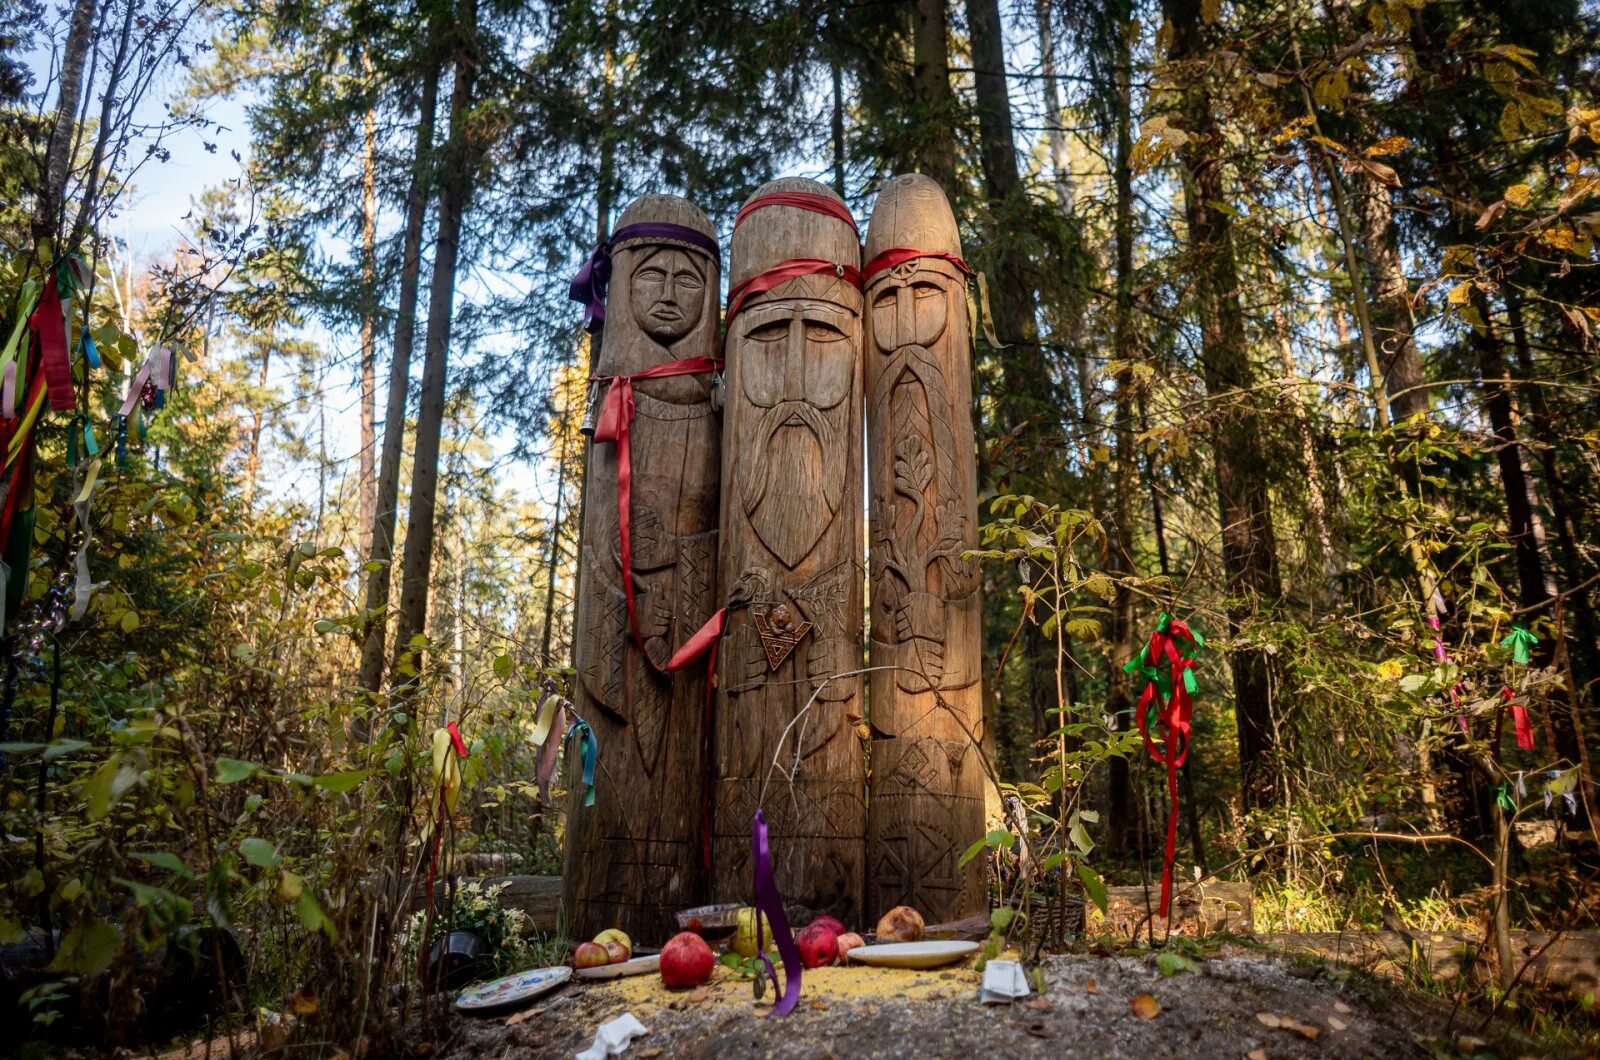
(689, 987), (711, 1004)
(1084, 978), (1098, 994)
(1247, 1050), (1268, 1060)
(1256, 1012), (1282, 1028)
(809, 999), (828, 1011)
(1328, 1015), (1347, 1032)
(637, 1050), (664, 1059)
(845, 712), (863, 724)
(1280, 1016), (1321, 1041)
(1025, 1022), (1055, 1039)
(503, 1009), (534, 1027)
(1130, 993), (1160, 1019)
(1456, 1035), (1486, 1050)
(1025, 997), (1053, 1011)
(1333, 1000), (1352, 1014)
(855, 723), (871, 741)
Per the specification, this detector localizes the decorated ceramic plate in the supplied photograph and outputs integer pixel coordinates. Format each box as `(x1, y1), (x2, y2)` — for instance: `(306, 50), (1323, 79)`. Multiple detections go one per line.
(454, 965), (572, 1011)
(846, 941), (981, 969)
(574, 953), (662, 980)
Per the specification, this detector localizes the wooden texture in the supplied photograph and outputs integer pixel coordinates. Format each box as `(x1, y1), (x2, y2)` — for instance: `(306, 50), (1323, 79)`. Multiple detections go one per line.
(714, 177), (865, 923)
(561, 195), (722, 944)
(863, 175), (985, 924)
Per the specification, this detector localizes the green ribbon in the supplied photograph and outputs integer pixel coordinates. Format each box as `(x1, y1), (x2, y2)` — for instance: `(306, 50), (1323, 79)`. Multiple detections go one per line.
(1501, 624), (1537, 667)
(564, 719), (597, 807)
(1122, 611), (1206, 702)
(1495, 783), (1515, 813)
(0, 279), (41, 373)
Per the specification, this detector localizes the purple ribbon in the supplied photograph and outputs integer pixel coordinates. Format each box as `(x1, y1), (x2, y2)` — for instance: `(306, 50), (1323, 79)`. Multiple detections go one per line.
(567, 221), (720, 333)
(752, 808), (802, 1016)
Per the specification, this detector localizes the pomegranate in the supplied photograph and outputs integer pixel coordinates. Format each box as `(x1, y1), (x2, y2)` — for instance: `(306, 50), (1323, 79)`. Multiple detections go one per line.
(835, 931), (866, 962)
(660, 931), (715, 988)
(796, 922), (839, 969)
(875, 905), (925, 942)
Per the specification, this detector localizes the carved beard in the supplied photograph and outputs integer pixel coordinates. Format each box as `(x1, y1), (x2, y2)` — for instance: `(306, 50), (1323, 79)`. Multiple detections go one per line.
(742, 398), (846, 569)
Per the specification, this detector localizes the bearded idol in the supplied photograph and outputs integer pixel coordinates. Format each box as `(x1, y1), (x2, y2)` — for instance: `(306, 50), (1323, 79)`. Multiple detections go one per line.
(712, 177), (866, 925)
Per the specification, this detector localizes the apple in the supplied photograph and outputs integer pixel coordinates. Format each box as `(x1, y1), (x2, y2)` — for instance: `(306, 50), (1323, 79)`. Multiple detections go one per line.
(809, 916), (846, 936)
(835, 931), (865, 962)
(796, 923), (839, 969)
(594, 928), (631, 951)
(603, 940), (631, 964)
(660, 931), (715, 988)
(875, 905), (925, 942)
(730, 907), (776, 958)
(573, 940), (610, 969)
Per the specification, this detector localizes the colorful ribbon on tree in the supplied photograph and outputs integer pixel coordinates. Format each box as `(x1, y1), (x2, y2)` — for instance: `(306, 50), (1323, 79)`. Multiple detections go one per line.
(564, 718), (597, 807)
(1123, 612), (1205, 920)
(1501, 623), (1537, 666)
(590, 356), (723, 661)
(751, 808), (802, 1016)
(1501, 687), (1536, 751)
(567, 222), (720, 333)
(28, 277), (75, 412)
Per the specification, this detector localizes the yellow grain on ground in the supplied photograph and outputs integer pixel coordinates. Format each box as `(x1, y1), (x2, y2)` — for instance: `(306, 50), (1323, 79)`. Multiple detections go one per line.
(579, 959), (985, 1019)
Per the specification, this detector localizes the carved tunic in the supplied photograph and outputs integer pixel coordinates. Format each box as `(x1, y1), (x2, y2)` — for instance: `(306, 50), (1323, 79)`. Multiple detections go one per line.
(864, 175), (986, 922)
(562, 195), (721, 943)
(713, 178), (865, 923)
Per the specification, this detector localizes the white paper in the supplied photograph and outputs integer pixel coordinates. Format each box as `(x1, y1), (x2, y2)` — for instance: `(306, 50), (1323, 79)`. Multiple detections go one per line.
(575, 1012), (649, 1060)
(979, 959), (1031, 1004)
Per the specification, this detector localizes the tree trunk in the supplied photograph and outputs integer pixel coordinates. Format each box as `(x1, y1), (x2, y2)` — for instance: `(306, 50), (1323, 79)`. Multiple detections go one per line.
(912, 0), (957, 193)
(1164, 0), (1285, 810)
(1357, 176), (1427, 422)
(388, 0), (477, 691)
(33, 0), (97, 244)
(357, 52), (440, 695)
(358, 56), (379, 559)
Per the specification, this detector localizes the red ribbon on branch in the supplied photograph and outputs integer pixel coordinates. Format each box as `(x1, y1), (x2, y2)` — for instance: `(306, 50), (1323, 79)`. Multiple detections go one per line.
(1124, 612), (1205, 920)
(29, 279), (75, 412)
(590, 356), (722, 663)
(1501, 687), (1536, 751)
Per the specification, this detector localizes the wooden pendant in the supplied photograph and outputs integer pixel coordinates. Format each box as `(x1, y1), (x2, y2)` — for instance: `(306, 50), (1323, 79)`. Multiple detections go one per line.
(714, 177), (865, 924)
(561, 195), (721, 944)
(863, 174), (986, 923)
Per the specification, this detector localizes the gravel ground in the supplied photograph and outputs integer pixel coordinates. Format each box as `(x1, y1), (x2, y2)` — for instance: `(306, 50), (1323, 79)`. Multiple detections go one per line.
(437, 953), (1549, 1059)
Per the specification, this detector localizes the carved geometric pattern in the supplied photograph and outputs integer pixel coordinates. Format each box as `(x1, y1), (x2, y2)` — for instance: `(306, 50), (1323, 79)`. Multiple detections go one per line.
(871, 815), (961, 914)
(753, 608), (813, 670)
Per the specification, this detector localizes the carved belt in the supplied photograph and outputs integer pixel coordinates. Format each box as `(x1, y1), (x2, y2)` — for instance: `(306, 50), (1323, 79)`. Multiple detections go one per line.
(591, 356), (723, 666)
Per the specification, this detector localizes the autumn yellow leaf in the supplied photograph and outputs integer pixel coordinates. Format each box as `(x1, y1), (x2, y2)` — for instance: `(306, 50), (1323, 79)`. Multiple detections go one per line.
(1447, 281), (1475, 306)
(1504, 182), (1531, 206)
(1364, 135), (1411, 157)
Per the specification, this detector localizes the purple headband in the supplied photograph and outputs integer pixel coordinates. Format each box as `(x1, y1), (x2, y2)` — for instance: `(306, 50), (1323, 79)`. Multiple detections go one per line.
(567, 221), (720, 333)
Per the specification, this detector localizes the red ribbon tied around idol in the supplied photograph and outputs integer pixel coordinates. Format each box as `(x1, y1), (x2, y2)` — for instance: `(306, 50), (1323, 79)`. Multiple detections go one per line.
(1123, 612), (1205, 920)
(591, 356), (723, 664)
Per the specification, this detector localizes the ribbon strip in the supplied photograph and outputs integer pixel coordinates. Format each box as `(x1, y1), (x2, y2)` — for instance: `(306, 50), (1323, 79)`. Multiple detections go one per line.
(29, 279), (75, 412)
(726, 259), (863, 323)
(568, 222), (720, 334)
(751, 808), (802, 1016)
(1501, 623), (1537, 667)
(535, 699), (570, 802)
(69, 458), (101, 622)
(863, 247), (972, 281)
(668, 606), (728, 870)
(591, 356), (723, 661)
(564, 719), (597, 807)
(733, 192), (858, 237)
(1502, 687), (1536, 751)
(1124, 612), (1205, 920)
(0, 279), (40, 373)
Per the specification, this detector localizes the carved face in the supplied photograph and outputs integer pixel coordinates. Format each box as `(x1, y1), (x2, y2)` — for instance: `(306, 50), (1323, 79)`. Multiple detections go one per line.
(734, 294), (860, 569)
(870, 264), (953, 354)
(630, 246), (707, 344)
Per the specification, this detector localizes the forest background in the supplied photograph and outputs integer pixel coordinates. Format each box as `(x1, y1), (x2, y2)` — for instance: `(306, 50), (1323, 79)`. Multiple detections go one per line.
(1, 0), (1598, 1051)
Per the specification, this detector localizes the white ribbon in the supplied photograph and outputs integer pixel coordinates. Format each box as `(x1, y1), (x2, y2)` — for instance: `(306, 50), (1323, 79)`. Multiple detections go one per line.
(69, 458), (101, 622)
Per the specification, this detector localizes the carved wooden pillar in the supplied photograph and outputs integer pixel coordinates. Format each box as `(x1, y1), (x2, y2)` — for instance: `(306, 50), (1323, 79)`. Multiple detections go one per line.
(713, 177), (865, 923)
(562, 195), (722, 944)
(863, 174), (986, 923)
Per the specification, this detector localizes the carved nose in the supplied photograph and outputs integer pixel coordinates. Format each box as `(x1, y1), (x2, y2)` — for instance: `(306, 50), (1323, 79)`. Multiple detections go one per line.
(783, 319), (805, 401)
(896, 286), (914, 346)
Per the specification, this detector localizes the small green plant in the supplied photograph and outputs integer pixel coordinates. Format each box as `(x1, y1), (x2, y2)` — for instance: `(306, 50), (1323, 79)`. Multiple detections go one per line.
(404, 881), (534, 975)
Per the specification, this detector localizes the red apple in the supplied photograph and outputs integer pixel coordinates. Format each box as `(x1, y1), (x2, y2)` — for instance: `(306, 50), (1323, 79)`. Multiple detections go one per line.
(835, 931), (865, 962)
(810, 915), (846, 936)
(796, 923), (839, 969)
(603, 940), (631, 964)
(875, 905), (925, 942)
(573, 940), (609, 969)
(660, 931), (715, 988)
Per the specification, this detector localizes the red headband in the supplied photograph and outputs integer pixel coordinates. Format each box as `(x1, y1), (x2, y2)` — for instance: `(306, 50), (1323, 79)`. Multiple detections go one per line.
(725, 259), (863, 323)
(863, 247), (972, 282)
(733, 192), (859, 238)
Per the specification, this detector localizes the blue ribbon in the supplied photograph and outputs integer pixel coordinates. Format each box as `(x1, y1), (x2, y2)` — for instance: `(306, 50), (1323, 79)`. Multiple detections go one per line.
(81, 328), (100, 369)
(567, 221), (720, 334)
(564, 719), (597, 807)
(83, 422), (98, 457)
(752, 808), (802, 1016)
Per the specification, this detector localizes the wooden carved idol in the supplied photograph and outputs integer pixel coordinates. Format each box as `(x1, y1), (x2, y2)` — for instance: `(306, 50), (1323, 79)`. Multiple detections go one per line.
(863, 174), (985, 923)
(713, 177), (865, 922)
(561, 195), (722, 943)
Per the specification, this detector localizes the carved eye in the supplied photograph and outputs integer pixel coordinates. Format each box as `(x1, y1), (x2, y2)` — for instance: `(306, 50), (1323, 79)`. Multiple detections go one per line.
(804, 320), (845, 342)
(675, 271), (704, 291)
(636, 267), (665, 285)
(912, 281), (941, 301)
(746, 320), (789, 343)
(872, 289), (897, 312)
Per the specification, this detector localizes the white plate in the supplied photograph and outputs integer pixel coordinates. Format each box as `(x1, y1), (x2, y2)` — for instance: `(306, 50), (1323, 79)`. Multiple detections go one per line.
(846, 941), (981, 969)
(455, 965), (572, 1011)
(574, 953), (662, 980)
